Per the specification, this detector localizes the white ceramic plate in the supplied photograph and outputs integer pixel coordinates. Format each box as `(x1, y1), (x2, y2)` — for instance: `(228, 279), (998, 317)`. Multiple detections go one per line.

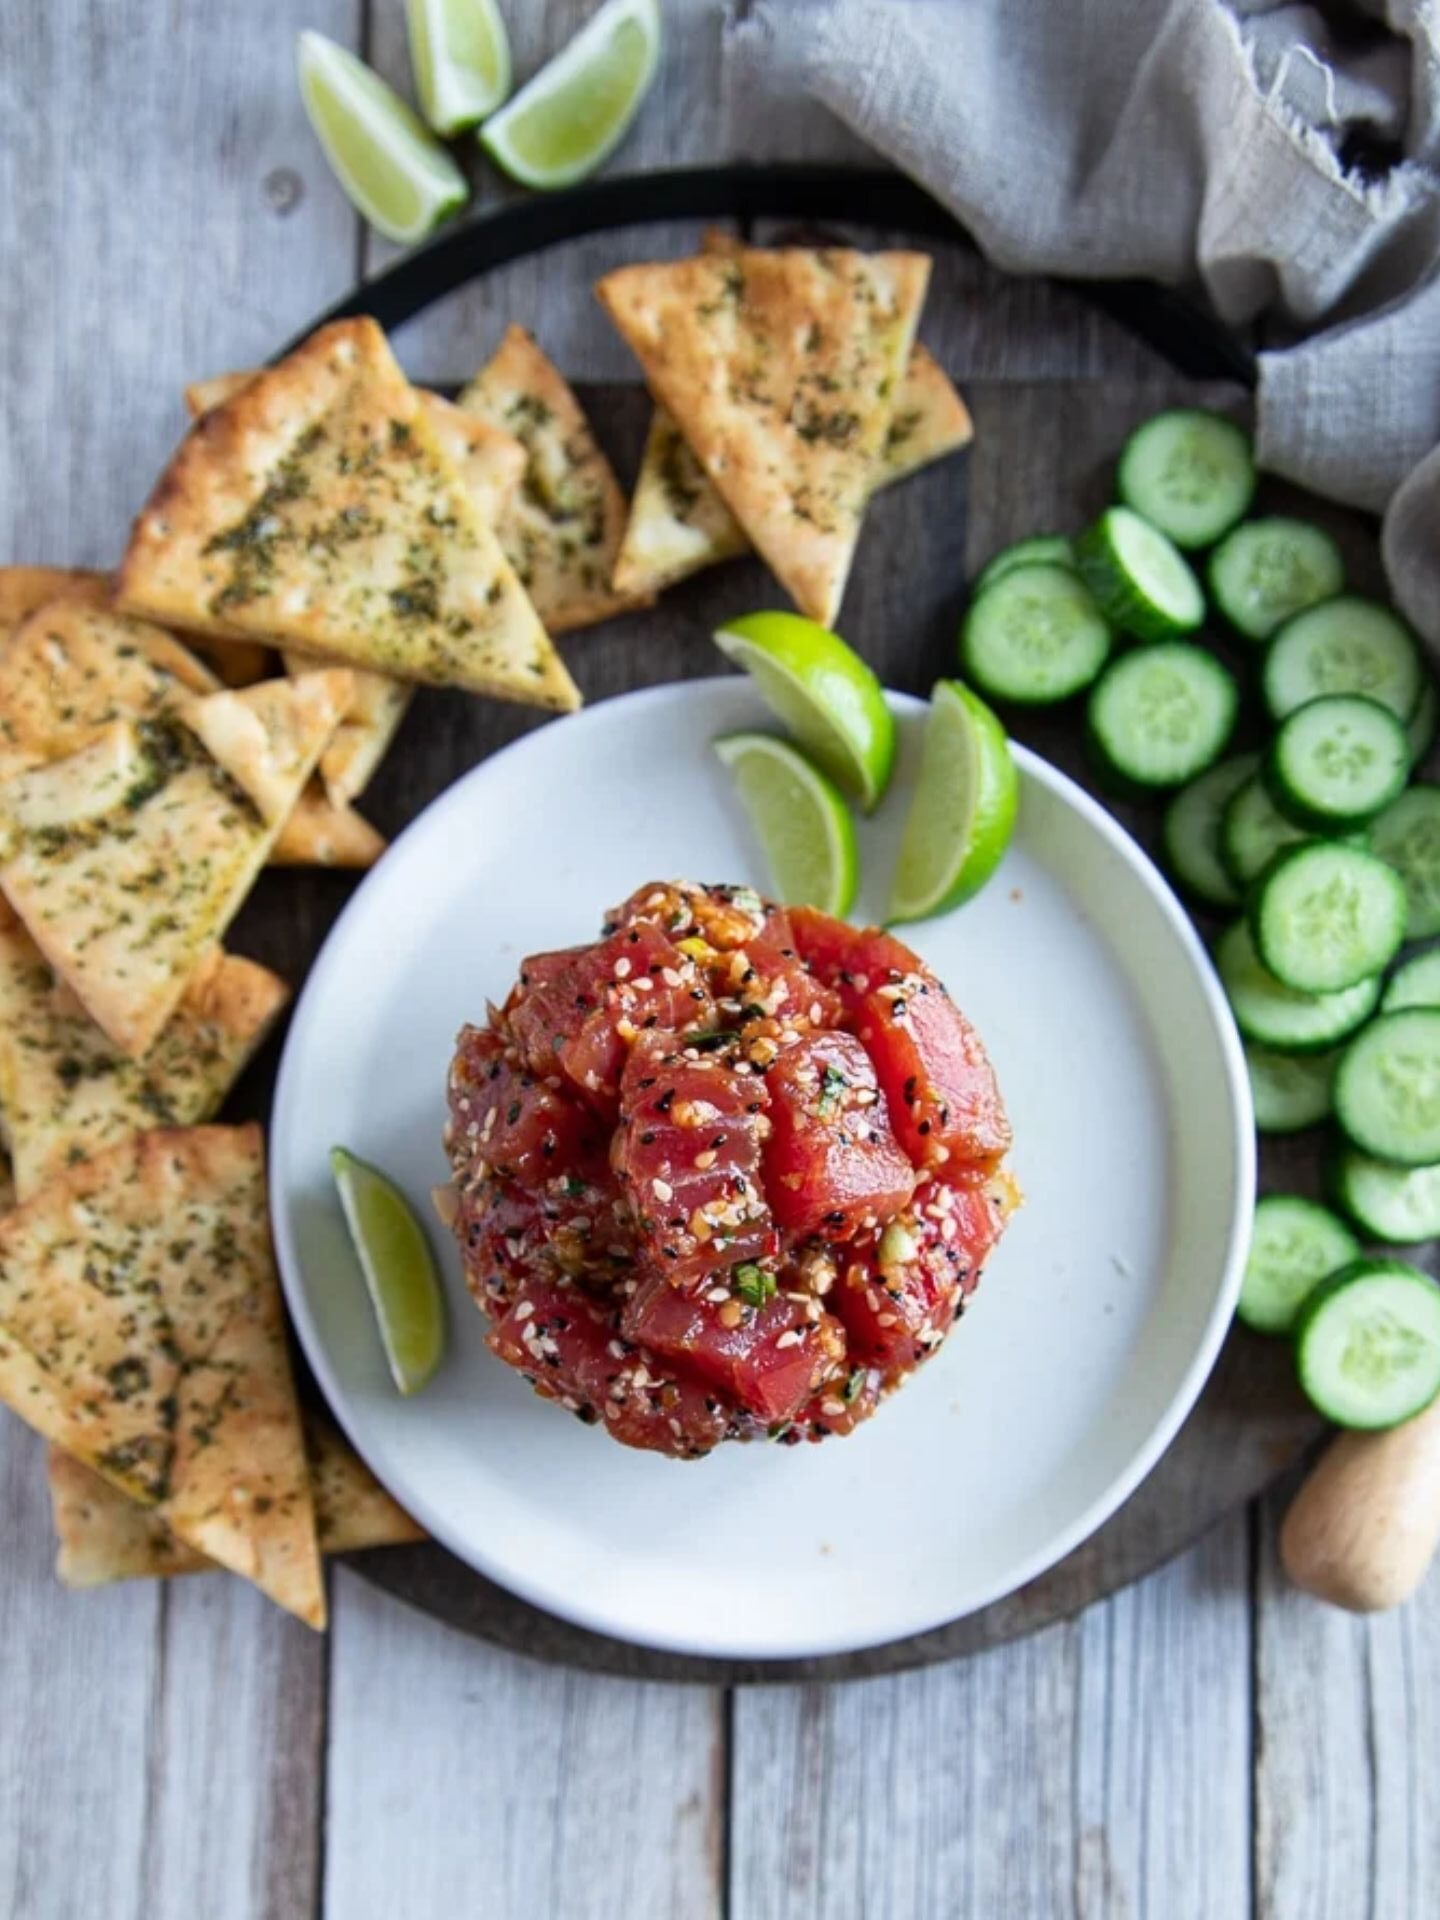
(271, 678), (1254, 1660)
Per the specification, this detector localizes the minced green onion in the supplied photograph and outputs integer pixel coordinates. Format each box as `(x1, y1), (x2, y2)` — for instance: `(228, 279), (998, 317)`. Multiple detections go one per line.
(732, 1262), (776, 1307)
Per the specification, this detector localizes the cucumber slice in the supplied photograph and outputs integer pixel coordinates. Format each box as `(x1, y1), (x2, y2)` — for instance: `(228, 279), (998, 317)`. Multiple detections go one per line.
(1239, 1194), (1361, 1335)
(1408, 678), (1438, 768)
(1250, 843), (1405, 994)
(959, 563), (1111, 705)
(1334, 1148), (1440, 1245)
(975, 534), (1076, 596)
(1221, 774), (1308, 888)
(1245, 1040), (1338, 1133)
(1217, 920), (1382, 1053)
(1161, 752), (1259, 909)
(1382, 945), (1440, 1014)
(1207, 517), (1345, 643)
(1263, 597), (1423, 725)
(1335, 1008), (1440, 1165)
(1370, 783), (1440, 940)
(1267, 694), (1409, 833)
(1075, 506), (1205, 641)
(1116, 409), (1255, 549)
(1294, 1259), (1440, 1428)
(1086, 642), (1237, 790)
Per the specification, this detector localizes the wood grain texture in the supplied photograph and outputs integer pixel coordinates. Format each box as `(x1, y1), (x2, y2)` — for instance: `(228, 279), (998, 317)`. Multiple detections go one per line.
(323, 1566), (724, 1919)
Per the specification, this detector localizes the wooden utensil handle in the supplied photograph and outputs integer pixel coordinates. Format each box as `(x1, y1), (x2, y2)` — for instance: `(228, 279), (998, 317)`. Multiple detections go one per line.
(1280, 1394), (1440, 1610)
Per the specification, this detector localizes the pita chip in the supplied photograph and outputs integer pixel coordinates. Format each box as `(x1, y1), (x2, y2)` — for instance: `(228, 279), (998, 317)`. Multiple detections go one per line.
(0, 590), (373, 867)
(117, 318), (576, 710)
(0, 906), (288, 1201)
(459, 324), (650, 633)
(596, 247), (931, 624)
(0, 568), (108, 641)
(0, 1124), (325, 1625)
(49, 1411), (421, 1589)
(280, 653), (412, 806)
(0, 669), (349, 1056)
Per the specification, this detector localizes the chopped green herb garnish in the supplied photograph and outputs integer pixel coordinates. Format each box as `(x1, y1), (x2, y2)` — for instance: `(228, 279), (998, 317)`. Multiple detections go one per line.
(731, 1263), (775, 1308)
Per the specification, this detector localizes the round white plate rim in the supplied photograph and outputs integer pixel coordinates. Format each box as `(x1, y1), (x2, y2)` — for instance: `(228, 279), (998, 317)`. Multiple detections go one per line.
(270, 677), (1255, 1660)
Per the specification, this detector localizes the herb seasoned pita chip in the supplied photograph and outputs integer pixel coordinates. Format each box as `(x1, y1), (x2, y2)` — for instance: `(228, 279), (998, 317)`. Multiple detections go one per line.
(0, 568), (108, 639)
(0, 907), (288, 1201)
(459, 324), (650, 633)
(48, 1411), (421, 1588)
(0, 1124), (325, 1624)
(118, 318), (576, 710)
(0, 593), (371, 868)
(613, 347), (971, 598)
(270, 784), (384, 867)
(280, 653), (412, 806)
(596, 247), (931, 624)
(0, 670), (349, 1057)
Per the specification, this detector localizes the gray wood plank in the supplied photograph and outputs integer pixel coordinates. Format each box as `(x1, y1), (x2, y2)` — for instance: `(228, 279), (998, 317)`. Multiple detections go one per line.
(730, 1514), (1250, 1920)
(1256, 1482), (1440, 1920)
(322, 1565), (724, 1920)
(0, 2), (353, 1915)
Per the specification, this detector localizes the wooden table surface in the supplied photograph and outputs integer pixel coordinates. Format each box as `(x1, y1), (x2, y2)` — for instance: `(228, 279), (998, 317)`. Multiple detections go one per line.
(3, 3), (1439, 1915)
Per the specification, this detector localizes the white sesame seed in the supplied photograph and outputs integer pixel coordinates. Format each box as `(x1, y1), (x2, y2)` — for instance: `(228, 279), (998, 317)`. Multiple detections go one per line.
(775, 1328), (805, 1349)
(652, 1177), (673, 1201)
(694, 1149), (717, 1170)
(515, 1301), (535, 1321)
(613, 956), (632, 979)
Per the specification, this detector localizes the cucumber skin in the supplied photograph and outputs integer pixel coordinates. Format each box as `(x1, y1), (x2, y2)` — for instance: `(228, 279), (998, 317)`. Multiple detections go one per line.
(1084, 646), (1238, 795)
(1116, 410), (1255, 551)
(975, 535), (1076, 596)
(1331, 1147), (1440, 1245)
(1218, 921), (1382, 1054)
(960, 563), (1111, 707)
(1237, 1194), (1360, 1335)
(1248, 844), (1406, 995)
(1264, 697), (1410, 835)
(1293, 1260), (1440, 1429)
(1207, 517), (1345, 644)
(1074, 514), (1205, 643)
(1334, 1007), (1440, 1167)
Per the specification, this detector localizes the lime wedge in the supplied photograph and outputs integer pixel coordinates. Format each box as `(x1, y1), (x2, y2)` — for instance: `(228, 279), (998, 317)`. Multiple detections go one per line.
(479, 0), (661, 190)
(331, 1146), (447, 1395)
(407, 0), (512, 135)
(714, 732), (859, 917)
(713, 611), (896, 813)
(888, 681), (1018, 923)
(298, 30), (468, 244)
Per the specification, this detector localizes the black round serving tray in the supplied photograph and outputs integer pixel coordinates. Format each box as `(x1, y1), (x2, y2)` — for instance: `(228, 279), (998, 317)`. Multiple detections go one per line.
(254, 165), (1330, 1683)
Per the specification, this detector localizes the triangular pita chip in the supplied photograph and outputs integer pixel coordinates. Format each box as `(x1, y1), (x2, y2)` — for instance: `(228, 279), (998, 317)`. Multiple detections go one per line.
(117, 318), (577, 710)
(270, 783), (384, 867)
(459, 324), (651, 633)
(596, 247), (931, 624)
(0, 1124), (324, 1624)
(280, 652), (412, 806)
(48, 1411), (421, 1588)
(0, 567), (108, 639)
(613, 346), (971, 598)
(0, 669), (349, 1056)
(0, 906), (288, 1201)
(0, 591), (371, 866)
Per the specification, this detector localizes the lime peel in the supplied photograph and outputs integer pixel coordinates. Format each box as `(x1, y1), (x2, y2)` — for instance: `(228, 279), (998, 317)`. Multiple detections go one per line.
(407, 0), (513, 134)
(331, 1145), (447, 1395)
(888, 680), (1018, 923)
(713, 731), (859, 918)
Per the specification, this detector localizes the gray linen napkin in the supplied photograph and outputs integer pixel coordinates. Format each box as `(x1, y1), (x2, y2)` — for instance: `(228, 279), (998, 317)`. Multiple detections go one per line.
(734, 0), (1440, 645)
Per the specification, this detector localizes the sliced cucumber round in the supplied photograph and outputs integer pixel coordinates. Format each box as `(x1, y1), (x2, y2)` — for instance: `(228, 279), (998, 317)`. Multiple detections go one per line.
(1250, 843), (1405, 995)
(1116, 409), (1255, 549)
(1266, 694), (1409, 833)
(1220, 774), (1308, 888)
(1334, 1147), (1440, 1245)
(1370, 783), (1440, 941)
(1408, 678), (1439, 768)
(1263, 597), (1423, 725)
(1335, 1008), (1440, 1166)
(1382, 945), (1440, 1014)
(974, 534), (1076, 596)
(959, 563), (1111, 705)
(1245, 1040), (1338, 1133)
(1217, 919), (1382, 1053)
(1161, 752), (1259, 909)
(1207, 516), (1345, 643)
(1075, 506), (1205, 642)
(1294, 1259), (1440, 1428)
(1086, 642), (1237, 790)
(1239, 1194), (1361, 1335)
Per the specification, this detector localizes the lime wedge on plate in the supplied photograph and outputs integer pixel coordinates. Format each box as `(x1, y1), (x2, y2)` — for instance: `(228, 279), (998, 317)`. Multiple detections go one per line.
(407, 0), (512, 134)
(888, 681), (1018, 923)
(331, 1146), (446, 1395)
(298, 30), (468, 244)
(479, 0), (662, 190)
(713, 610), (896, 812)
(714, 732), (859, 917)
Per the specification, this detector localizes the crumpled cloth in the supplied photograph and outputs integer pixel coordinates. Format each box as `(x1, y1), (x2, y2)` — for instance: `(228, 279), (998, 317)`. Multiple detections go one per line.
(735, 0), (1440, 644)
